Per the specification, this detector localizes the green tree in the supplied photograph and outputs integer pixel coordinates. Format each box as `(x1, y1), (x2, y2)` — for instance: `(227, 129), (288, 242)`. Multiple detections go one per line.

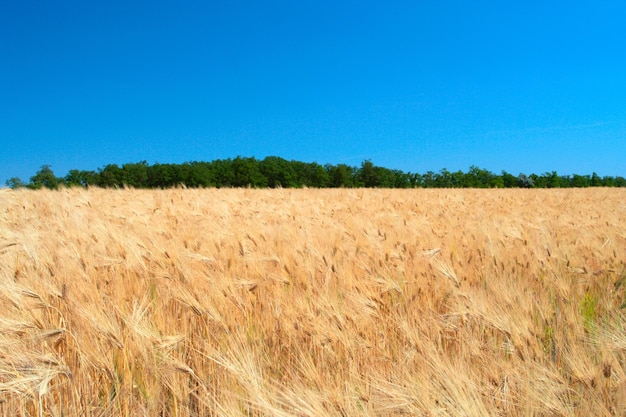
(5, 177), (26, 189)
(357, 160), (401, 188)
(542, 171), (562, 188)
(122, 161), (149, 188)
(187, 162), (215, 187)
(20, 158), (622, 190)
(601, 175), (616, 187)
(232, 156), (266, 187)
(501, 171), (517, 188)
(357, 160), (377, 187)
(491, 176), (505, 188)
(64, 169), (99, 187)
(571, 174), (591, 188)
(260, 156), (298, 188)
(98, 164), (125, 188)
(29, 165), (60, 189)
(434, 168), (453, 188)
(305, 162), (330, 188)
(529, 174), (545, 188)
(292, 161), (329, 188)
(409, 172), (422, 188)
(590, 172), (602, 187)
(212, 159), (235, 187)
(450, 170), (464, 187)
(422, 171), (436, 188)
(392, 170), (412, 188)
(464, 166), (498, 188)
(64, 170), (84, 187)
(148, 163), (173, 187)
(326, 164), (355, 187)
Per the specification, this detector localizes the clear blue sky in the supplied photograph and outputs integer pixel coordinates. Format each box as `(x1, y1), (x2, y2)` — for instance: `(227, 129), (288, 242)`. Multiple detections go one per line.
(2, 1), (626, 184)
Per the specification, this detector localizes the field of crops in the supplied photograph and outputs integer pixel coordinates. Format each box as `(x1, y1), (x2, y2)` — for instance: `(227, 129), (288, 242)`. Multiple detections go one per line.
(0, 187), (625, 416)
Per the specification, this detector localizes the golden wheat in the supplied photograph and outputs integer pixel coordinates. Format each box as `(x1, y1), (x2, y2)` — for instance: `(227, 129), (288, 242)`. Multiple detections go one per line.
(0, 187), (624, 416)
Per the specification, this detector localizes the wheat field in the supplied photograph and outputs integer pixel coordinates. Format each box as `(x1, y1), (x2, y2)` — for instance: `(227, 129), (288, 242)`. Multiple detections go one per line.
(0, 187), (624, 416)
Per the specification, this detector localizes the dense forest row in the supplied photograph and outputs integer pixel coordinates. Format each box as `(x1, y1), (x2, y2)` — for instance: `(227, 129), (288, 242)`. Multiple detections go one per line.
(6, 156), (626, 189)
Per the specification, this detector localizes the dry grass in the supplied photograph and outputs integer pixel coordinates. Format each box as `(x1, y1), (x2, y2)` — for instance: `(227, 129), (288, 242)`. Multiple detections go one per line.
(0, 187), (625, 416)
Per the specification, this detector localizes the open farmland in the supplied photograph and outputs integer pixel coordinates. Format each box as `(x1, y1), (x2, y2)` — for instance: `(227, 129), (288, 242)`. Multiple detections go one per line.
(0, 187), (625, 416)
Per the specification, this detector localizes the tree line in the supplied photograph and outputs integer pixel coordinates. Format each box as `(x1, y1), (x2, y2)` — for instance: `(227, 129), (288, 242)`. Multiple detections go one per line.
(6, 157), (626, 190)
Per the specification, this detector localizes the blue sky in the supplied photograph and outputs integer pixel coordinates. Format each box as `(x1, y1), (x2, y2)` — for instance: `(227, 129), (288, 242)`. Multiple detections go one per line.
(2, 1), (625, 184)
